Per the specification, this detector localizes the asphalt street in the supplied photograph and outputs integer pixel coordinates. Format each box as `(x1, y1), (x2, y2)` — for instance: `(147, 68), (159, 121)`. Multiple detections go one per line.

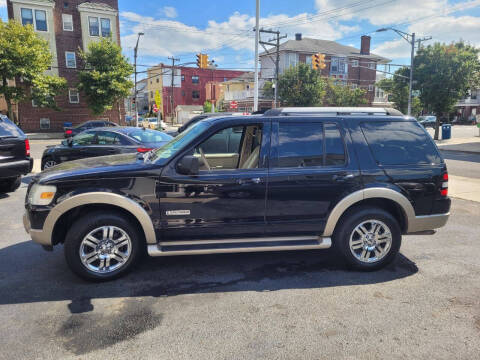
(1, 178), (480, 359)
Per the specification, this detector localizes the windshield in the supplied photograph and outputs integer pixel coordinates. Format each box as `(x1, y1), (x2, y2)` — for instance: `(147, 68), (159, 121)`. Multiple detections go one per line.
(148, 118), (157, 123)
(151, 121), (209, 164)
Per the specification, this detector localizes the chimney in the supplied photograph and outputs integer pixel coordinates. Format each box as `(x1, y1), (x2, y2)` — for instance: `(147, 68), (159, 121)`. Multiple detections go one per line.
(360, 35), (371, 55)
(295, 33), (302, 41)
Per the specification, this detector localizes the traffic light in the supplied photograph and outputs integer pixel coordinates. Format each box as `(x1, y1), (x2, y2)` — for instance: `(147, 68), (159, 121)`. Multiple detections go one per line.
(312, 53), (326, 70)
(196, 53), (209, 68)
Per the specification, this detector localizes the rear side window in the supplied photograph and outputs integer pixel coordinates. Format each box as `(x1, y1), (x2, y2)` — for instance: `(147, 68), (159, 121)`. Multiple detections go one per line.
(277, 123), (324, 167)
(0, 117), (24, 138)
(324, 123), (346, 166)
(361, 121), (441, 165)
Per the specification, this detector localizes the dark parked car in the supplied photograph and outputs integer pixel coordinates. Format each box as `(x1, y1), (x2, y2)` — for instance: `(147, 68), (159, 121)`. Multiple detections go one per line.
(24, 107), (450, 281)
(42, 127), (172, 170)
(418, 115), (437, 128)
(169, 112), (249, 137)
(64, 120), (118, 138)
(0, 115), (33, 193)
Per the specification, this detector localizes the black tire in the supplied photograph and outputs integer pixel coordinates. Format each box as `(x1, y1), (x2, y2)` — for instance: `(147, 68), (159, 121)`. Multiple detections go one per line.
(0, 176), (21, 194)
(41, 157), (57, 170)
(64, 211), (143, 281)
(333, 206), (401, 271)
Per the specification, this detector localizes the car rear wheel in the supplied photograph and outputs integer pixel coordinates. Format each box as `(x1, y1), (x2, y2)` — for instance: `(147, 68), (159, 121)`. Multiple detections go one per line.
(333, 206), (401, 271)
(64, 212), (143, 281)
(0, 176), (21, 193)
(42, 157), (57, 170)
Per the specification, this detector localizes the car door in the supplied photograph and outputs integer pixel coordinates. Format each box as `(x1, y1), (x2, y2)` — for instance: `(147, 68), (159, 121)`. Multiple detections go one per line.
(92, 131), (132, 157)
(61, 131), (98, 161)
(265, 118), (361, 236)
(157, 119), (271, 241)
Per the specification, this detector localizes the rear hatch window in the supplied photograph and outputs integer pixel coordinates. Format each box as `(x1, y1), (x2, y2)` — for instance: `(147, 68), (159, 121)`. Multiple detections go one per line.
(360, 121), (441, 165)
(0, 117), (25, 138)
(0, 117), (26, 162)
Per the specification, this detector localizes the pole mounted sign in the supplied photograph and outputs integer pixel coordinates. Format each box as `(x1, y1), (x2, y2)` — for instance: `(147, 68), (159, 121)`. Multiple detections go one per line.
(230, 100), (238, 110)
(154, 90), (162, 107)
(153, 104), (159, 113)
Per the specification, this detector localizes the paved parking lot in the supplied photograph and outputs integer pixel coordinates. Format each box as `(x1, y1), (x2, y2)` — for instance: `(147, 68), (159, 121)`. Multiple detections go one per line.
(1, 181), (479, 359)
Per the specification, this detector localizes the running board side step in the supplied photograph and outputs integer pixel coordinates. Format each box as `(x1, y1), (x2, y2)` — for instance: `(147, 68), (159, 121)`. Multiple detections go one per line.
(147, 236), (332, 257)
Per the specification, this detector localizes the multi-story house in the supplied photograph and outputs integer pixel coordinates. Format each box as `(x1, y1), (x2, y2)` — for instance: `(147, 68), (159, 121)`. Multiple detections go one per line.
(125, 78), (148, 118)
(372, 73), (392, 108)
(456, 89), (479, 121)
(146, 64), (164, 117)
(145, 64), (246, 121)
(7, 0), (123, 132)
(219, 72), (272, 112)
(260, 34), (390, 104)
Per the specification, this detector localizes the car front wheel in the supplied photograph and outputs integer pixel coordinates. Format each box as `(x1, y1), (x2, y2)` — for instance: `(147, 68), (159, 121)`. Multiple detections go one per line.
(333, 206), (401, 271)
(64, 212), (143, 281)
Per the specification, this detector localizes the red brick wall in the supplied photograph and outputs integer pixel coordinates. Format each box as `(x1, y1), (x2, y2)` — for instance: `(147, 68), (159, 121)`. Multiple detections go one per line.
(162, 66), (246, 116)
(7, 0), (125, 132)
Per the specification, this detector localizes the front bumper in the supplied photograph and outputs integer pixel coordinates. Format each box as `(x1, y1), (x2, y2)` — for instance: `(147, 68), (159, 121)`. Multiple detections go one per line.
(0, 159), (32, 178)
(23, 211), (51, 246)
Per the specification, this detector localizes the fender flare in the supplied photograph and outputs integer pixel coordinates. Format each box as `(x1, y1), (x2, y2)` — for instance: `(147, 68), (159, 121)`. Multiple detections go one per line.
(322, 188), (415, 237)
(33, 192), (157, 246)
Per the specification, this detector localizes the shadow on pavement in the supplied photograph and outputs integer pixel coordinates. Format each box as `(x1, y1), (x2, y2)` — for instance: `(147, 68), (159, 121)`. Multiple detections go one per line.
(0, 240), (418, 314)
(441, 149), (480, 163)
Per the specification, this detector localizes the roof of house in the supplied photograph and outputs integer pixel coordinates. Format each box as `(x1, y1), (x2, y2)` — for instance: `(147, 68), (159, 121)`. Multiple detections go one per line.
(222, 72), (255, 84)
(260, 37), (390, 63)
(175, 105), (204, 112)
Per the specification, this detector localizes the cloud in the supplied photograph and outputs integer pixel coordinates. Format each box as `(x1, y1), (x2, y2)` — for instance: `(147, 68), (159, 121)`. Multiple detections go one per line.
(0, 0), (6, 8)
(160, 6), (177, 19)
(120, 10), (360, 60)
(373, 15), (480, 58)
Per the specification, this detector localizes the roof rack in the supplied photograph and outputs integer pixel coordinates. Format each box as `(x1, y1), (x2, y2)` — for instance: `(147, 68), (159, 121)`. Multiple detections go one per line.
(264, 107), (404, 116)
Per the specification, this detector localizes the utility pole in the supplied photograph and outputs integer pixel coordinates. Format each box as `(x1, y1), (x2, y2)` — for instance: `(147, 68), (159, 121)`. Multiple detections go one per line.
(133, 32), (144, 127)
(168, 56), (179, 124)
(376, 28), (431, 116)
(253, 0), (260, 112)
(260, 29), (287, 108)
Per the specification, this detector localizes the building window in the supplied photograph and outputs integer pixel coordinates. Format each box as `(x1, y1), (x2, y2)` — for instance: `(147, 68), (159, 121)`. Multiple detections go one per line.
(330, 57), (347, 74)
(156, 78), (159, 83)
(150, 91), (153, 98)
(181, 75), (185, 81)
(350, 83), (358, 89)
(192, 90), (200, 99)
(21, 8), (33, 26)
(100, 18), (111, 37)
(181, 90), (185, 97)
(32, 99), (38, 107)
(40, 118), (50, 130)
(62, 14), (73, 31)
(351, 59), (359, 67)
(368, 62), (376, 70)
(89, 16), (99, 36)
(69, 89), (79, 103)
(35, 10), (47, 31)
(368, 84), (374, 92)
(284, 52), (298, 70)
(65, 51), (76, 68)
(192, 75), (199, 84)
(64, 2), (69, 8)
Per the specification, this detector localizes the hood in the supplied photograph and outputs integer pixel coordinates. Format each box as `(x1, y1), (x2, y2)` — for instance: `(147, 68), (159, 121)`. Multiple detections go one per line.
(36, 153), (158, 184)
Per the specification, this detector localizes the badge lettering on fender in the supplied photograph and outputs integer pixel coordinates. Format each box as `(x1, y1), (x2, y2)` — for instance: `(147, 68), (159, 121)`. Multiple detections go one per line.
(166, 210), (191, 216)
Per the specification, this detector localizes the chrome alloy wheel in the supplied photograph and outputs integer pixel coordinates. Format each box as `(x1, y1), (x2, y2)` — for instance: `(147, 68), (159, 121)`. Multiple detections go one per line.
(79, 226), (132, 274)
(43, 160), (57, 169)
(349, 220), (392, 263)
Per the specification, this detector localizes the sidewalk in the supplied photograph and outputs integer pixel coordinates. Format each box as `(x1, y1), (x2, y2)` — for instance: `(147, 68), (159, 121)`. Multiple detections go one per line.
(449, 175), (480, 203)
(26, 132), (63, 140)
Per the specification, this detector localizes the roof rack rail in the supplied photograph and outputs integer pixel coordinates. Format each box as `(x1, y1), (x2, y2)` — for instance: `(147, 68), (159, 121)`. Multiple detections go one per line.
(264, 107), (404, 116)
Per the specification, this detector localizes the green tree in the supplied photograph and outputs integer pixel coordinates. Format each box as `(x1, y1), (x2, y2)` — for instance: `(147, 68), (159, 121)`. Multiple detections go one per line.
(277, 63), (327, 106)
(78, 38), (133, 115)
(203, 100), (212, 113)
(325, 80), (368, 106)
(0, 20), (66, 121)
(377, 68), (422, 117)
(262, 81), (274, 99)
(414, 42), (480, 139)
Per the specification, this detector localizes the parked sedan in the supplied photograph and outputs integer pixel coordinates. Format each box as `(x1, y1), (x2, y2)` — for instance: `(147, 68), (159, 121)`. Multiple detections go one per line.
(64, 120), (118, 138)
(418, 115), (437, 128)
(42, 127), (172, 170)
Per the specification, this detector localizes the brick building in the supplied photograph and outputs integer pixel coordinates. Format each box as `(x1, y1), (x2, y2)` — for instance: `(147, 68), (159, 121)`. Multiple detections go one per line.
(7, 0), (124, 132)
(149, 65), (246, 120)
(260, 34), (390, 104)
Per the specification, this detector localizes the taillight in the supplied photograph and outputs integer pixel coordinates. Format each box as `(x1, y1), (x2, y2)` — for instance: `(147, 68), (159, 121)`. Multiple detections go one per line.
(440, 172), (448, 196)
(137, 147), (152, 153)
(25, 139), (30, 156)
(65, 129), (72, 135)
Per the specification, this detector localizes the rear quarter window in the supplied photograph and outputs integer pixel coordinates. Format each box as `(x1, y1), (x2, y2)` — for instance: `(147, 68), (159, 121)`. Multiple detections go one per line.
(361, 121), (441, 165)
(0, 117), (24, 137)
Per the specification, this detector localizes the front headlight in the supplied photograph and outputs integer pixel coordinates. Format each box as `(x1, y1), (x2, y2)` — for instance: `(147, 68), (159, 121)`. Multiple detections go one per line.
(28, 184), (57, 206)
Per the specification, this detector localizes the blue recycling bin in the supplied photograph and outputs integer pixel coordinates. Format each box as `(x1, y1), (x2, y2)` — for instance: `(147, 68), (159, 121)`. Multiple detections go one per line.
(442, 124), (451, 140)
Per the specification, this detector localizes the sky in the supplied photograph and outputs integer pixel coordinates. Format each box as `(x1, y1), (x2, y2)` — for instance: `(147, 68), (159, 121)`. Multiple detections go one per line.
(2, 0), (480, 75)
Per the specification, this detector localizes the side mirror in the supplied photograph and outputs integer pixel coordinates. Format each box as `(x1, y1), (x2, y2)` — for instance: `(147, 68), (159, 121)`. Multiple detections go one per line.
(67, 137), (73, 147)
(176, 155), (199, 175)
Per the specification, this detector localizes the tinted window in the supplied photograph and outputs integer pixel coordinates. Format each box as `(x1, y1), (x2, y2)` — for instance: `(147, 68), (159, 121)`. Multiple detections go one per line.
(324, 123), (346, 166)
(200, 127), (243, 154)
(0, 117), (25, 137)
(277, 123), (323, 168)
(72, 132), (96, 146)
(128, 129), (172, 144)
(361, 121), (441, 165)
(96, 131), (122, 145)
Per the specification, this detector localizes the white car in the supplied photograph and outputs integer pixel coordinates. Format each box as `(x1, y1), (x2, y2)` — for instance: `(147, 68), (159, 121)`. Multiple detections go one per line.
(142, 117), (167, 130)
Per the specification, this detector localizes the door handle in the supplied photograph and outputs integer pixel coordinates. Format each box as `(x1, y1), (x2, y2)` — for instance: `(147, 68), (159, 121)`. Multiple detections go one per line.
(332, 173), (355, 182)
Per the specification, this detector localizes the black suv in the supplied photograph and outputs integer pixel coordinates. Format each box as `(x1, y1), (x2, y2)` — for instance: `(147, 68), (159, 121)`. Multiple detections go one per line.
(23, 108), (450, 281)
(0, 115), (33, 193)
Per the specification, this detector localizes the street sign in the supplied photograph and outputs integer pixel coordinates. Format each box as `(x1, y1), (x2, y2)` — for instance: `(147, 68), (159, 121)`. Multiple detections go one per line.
(230, 100), (238, 110)
(153, 104), (158, 113)
(154, 90), (162, 107)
